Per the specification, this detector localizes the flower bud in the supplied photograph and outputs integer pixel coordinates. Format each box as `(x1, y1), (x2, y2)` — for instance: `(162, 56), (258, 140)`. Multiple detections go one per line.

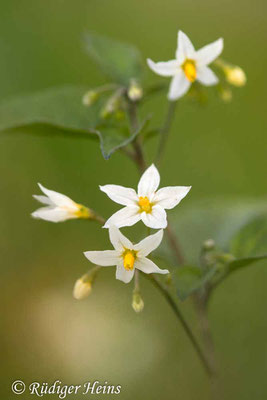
(127, 80), (143, 102)
(203, 239), (215, 251)
(73, 267), (100, 300)
(132, 291), (144, 313)
(100, 92), (123, 119)
(82, 90), (100, 107)
(224, 66), (246, 87)
(73, 277), (92, 300)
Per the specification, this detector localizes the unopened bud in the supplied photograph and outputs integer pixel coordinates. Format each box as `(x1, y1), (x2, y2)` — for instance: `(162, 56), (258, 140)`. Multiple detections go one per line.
(203, 239), (215, 251)
(73, 276), (92, 300)
(132, 291), (144, 313)
(73, 267), (100, 300)
(82, 90), (100, 106)
(127, 80), (143, 102)
(224, 66), (246, 87)
(100, 88), (125, 120)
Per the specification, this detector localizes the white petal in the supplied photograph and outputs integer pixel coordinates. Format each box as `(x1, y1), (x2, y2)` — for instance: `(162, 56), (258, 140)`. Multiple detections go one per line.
(116, 262), (135, 283)
(84, 250), (119, 266)
(153, 186), (191, 209)
(197, 66), (219, 86)
(168, 71), (191, 101)
(109, 225), (133, 252)
(147, 58), (179, 77)
(137, 164), (160, 198)
(104, 206), (141, 228)
(135, 258), (169, 275)
(38, 183), (76, 209)
(33, 195), (54, 206)
(31, 206), (73, 222)
(176, 30), (195, 64)
(141, 205), (167, 229)
(196, 38), (223, 66)
(134, 229), (163, 257)
(99, 184), (138, 206)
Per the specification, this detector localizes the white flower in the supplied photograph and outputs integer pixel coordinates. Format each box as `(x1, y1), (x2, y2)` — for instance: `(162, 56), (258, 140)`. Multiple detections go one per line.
(100, 164), (191, 229)
(147, 30), (223, 101)
(32, 183), (91, 222)
(84, 226), (168, 283)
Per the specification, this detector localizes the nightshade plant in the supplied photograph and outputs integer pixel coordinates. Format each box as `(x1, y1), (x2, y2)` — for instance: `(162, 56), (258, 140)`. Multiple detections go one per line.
(2, 28), (266, 380)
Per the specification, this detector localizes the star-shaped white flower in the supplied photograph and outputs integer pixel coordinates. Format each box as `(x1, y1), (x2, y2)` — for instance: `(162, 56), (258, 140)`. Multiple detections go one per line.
(32, 183), (91, 222)
(147, 30), (223, 101)
(84, 226), (168, 283)
(100, 164), (191, 229)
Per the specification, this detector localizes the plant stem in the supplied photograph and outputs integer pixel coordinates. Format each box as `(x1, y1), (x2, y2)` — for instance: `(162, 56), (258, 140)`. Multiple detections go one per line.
(128, 102), (146, 173)
(93, 214), (106, 225)
(194, 293), (218, 375)
(166, 224), (184, 265)
(156, 101), (177, 165)
(148, 274), (213, 377)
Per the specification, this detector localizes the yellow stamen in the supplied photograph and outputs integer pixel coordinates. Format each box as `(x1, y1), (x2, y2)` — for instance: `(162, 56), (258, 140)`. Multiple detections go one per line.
(74, 204), (92, 219)
(182, 59), (197, 82)
(138, 196), (152, 213)
(123, 250), (136, 271)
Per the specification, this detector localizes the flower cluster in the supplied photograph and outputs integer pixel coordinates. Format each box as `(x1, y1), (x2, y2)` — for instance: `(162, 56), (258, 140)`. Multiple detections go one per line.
(31, 29), (245, 304)
(32, 164), (191, 285)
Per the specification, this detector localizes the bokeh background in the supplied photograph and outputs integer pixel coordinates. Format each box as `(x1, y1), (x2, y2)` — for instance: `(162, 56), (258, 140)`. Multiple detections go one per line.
(1, 0), (267, 399)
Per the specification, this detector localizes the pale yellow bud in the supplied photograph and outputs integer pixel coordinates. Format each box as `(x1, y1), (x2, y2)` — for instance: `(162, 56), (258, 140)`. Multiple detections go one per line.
(132, 291), (144, 313)
(73, 277), (92, 300)
(203, 239), (215, 251)
(127, 80), (143, 102)
(224, 66), (246, 87)
(73, 267), (100, 300)
(82, 90), (99, 106)
(100, 92), (123, 119)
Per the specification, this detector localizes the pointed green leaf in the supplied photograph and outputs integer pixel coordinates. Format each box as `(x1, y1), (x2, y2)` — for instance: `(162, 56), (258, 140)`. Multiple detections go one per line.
(172, 265), (217, 301)
(228, 255), (267, 274)
(160, 199), (267, 265)
(84, 32), (144, 85)
(0, 85), (146, 159)
(230, 216), (267, 258)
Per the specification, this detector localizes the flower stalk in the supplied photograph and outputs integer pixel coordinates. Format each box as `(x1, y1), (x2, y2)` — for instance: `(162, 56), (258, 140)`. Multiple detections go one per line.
(148, 274), (213, 377)
(156, 100), (177, 166)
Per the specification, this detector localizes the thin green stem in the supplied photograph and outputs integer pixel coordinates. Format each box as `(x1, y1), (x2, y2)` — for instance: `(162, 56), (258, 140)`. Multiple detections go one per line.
(156, 101), (177, 166)
(128, 102), (146, 173)
(166, 224), (184, 265)
(148, 274), (213, 377)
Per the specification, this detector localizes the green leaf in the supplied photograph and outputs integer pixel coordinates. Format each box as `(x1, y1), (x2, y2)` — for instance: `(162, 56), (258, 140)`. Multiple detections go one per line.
(161, 198), (267, 265)
(84, 32), (144, 85)
(228, 255), (267, 274)
(172, 265), (217, 301)
(230, 216), (267, 258)
(0, 85), (146, 159)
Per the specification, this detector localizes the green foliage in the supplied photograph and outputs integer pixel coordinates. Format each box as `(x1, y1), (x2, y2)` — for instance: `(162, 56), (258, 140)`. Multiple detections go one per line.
(165, 200), (267, 299)
(230, 216), (267, 258)
(0, 85), (146, 159)
(172, 265), (216, 301)
(162, 199), (267, 265)
(84, 32), (144, 85)
(228, 255), (267, 274)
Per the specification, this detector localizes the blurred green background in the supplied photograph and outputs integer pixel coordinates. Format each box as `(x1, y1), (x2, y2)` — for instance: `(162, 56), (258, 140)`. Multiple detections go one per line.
(1, 0), (267, 399)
